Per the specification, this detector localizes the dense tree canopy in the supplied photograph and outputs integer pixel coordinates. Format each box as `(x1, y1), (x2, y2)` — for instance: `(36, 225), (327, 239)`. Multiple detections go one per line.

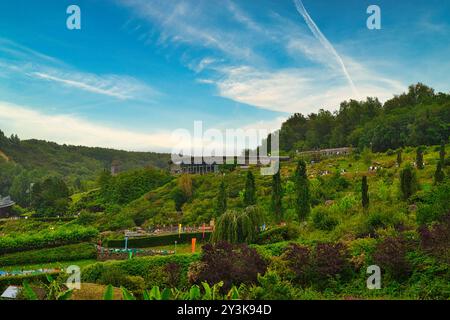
(277, 84), (449, 153)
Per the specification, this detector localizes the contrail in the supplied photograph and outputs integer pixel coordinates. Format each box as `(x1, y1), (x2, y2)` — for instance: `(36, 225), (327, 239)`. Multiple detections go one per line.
(293, 0), (359, 96)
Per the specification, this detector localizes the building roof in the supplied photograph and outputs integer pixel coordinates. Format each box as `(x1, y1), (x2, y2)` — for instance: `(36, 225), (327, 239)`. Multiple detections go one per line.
(0, 196), (15, 209)
(1, 286), (21, 299)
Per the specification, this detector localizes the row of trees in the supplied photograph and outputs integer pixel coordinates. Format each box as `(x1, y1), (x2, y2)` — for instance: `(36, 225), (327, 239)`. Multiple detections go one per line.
(213, 161), (313, 243)
(277, 83), (449, 153)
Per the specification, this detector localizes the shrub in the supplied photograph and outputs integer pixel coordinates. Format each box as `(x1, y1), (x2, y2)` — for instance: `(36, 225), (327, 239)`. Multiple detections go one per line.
(189, 242), (268, 292)
(82, 254), (199, 290)
(256, 224), (300, 245)
(418, 213), (450, 263)
(372, 236), (411, 280)
(244, 271), (300, 300)
(280, 243), (311, 285)
(416, 180), (450, 225)
(165, 262), (181, 288)
(311, 208), (338, 231)
(0, 225), (98, 254)
(311, 243), (350, 282)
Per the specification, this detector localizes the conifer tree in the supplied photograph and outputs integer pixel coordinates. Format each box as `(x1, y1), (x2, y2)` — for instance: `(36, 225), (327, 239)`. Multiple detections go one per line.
(439, 142), (446, 166)
(416, 147), (424, 169)
(397, 149), (402, 166)
(434, 162), (445, 184)
(216, 179), (227, 217)
(400, 164), (418, 200)
(243, 171), (256, 207)
(271, 170), (283, 223)
(361, 175), (369, 209)
(294, 160), (310, 221)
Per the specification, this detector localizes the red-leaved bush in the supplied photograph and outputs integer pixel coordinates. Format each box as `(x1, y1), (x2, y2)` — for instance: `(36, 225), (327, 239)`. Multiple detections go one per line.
(312, 243), (350, 280)
(373, 236), (411, 280)
(281, 243), (311, 284)
(189, 242), (268, 291)
(418, 213), (450, 263)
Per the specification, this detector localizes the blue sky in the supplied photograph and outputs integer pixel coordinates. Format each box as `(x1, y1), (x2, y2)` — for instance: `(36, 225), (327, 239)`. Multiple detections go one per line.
(0, 0), (449, 151)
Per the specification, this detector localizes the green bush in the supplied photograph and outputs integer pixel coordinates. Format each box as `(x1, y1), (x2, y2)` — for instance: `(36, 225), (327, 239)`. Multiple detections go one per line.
(416, 179), (450, 225)
(256, 225), (300, 245)
(81, 253), (200, 290)
(107, 232), (211, 248)
(0, 243), (96, 266)
(311, 208), (338, 231)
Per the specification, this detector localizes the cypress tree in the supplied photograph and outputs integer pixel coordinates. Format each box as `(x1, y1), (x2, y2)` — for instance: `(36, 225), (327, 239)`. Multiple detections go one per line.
(216, 179), (227, 217)
(439, 142), (446, 166)
(361, 176), (369, 209)
(396, 149), (402, 166)
(416, 147), (424, 169)
(294, 160), (310, 221)
(243, 171), (256, 207)
(271, 170), (283, 223)
(434, 162), (445, 184)
(400, 164), (418, 200)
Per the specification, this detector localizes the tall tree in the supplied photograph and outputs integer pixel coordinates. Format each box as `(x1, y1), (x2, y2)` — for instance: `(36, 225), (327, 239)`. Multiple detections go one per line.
(294, 160), (310, 221)
(243, 171), (256, 207)
(31, 177), (70, 217)
(361, 176), (369, 209)
(212, 206), (263, 244)
(434, 162), (445, 184)
(215, 179), (227, 217)
(400, 165), (418, 200)
(440, 141), (446, 166)
(416, 147), (424, 169)
(271, 170), (283, 223)
(9, 171), (32, 207)
(396, 149), (403, 166)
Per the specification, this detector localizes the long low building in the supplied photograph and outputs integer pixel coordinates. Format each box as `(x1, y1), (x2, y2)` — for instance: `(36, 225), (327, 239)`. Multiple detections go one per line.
(297, 147), (352, 157)
(171, 155), (290, 175)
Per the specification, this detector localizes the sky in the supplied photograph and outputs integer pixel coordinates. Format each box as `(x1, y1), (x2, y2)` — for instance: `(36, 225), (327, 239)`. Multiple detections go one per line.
(0, 0), (449, 152)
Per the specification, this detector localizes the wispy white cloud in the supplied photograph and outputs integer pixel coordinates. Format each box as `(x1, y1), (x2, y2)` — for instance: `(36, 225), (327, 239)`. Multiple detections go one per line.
(206, 65), (404, 114)
(293, 0), (358, 96)
(0, 38), (159, 101)
(31, 71), (158, 101)
(118, 0), (404, 115)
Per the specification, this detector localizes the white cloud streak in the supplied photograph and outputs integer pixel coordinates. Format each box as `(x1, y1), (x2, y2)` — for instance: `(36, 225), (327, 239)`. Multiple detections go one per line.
(293, 0), (358, 96)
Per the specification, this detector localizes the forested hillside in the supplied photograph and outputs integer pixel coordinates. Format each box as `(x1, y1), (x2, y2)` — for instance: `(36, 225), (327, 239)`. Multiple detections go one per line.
(277, 83), (450, 153)
(0, 131), (170, 197)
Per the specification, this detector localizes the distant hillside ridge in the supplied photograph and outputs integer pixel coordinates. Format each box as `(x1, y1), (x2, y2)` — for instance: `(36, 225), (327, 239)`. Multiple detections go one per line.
(0, 130), (171, 180)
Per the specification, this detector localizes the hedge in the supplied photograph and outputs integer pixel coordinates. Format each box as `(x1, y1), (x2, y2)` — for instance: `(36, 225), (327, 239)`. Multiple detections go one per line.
(0, 272), (61, 294)
(0, 226), (98, 254)
(256, 225), (300, 245)
(107, 232), (212, 248)
(82, 253), (200, 290)
(0, 243), (96, 267)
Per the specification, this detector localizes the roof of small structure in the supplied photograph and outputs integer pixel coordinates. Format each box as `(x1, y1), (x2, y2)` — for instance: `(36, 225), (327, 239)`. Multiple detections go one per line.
(1, 286), (21, 299)
(0, 196), (15, 209)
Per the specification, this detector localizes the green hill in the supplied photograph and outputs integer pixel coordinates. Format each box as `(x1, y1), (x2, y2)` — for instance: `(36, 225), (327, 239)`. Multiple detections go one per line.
(0, 130), (170, 196)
